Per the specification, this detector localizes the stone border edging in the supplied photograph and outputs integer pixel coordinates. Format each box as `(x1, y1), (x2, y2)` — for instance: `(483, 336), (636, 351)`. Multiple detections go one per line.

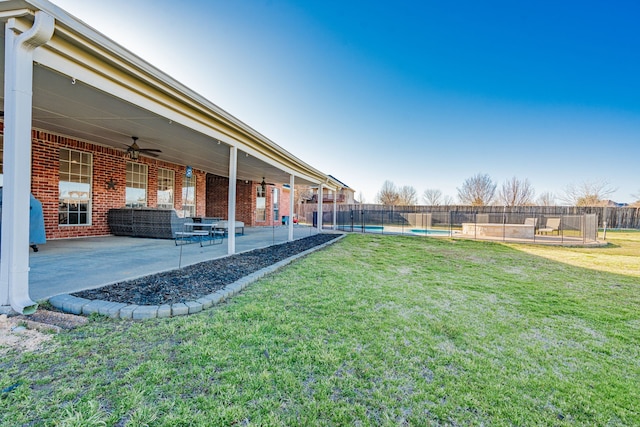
(48, 234), (345, 320)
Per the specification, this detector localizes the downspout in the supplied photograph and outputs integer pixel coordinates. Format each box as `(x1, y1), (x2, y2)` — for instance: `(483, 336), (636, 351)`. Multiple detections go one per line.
(0, 11), (55, 315)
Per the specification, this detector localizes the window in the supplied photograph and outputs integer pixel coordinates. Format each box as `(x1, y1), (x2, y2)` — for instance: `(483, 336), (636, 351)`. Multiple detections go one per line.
(157, 168), (175, 209)
(273, 187), (279, 211)
(59, 148), (92, 225)
(256, 185), (266, 222)
(181, 174), (196, 217)
(272, 187), (279, 221)
(126, 162), (148, 207)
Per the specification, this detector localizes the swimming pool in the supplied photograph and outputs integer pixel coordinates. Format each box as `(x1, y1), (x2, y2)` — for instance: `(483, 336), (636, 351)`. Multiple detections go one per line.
(410, 229), (451, 236)
(338, 225), (384, 231)
(337, 225), (451, 236)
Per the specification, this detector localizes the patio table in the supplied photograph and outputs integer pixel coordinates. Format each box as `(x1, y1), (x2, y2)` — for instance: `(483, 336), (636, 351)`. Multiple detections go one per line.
(174, 222), (223, 246)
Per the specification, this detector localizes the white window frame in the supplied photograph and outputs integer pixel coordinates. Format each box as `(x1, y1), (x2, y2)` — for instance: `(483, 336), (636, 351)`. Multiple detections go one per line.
(157, 168), (175, 209)
(181, 174), (196, 217)
(256, 185), (266, 222)
(126, 162), (148, 208)
(59, 148), (92, 226)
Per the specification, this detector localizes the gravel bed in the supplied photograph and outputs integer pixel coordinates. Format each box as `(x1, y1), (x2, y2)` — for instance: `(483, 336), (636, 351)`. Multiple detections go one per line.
(73, 233), (339, 306)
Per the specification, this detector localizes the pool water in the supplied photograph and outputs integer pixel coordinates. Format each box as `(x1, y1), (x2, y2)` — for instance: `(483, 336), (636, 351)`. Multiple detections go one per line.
(410, 229), (451, 236)
(337, 225), (451, 236)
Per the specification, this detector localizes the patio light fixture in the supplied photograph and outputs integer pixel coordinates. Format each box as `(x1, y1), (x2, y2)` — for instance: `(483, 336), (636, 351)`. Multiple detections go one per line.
(129, 146), (140, 160)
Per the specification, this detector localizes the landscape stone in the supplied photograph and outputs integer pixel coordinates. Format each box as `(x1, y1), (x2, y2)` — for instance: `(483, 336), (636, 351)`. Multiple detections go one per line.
(185, 301), (202, 314)
(171, 303), (189, 316)
(119, 305), (139, 319)
(63, 297), (91, 315)
(133, 305), (158, 320)
(157, 304), (172, 318)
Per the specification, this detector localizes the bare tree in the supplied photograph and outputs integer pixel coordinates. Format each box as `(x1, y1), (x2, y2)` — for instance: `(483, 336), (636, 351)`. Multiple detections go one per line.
(457, 173), (496, 206)
(536, 191), (556, 206)
(443, 195), (455, 206)
(357, 191), (366, 204)
(497, 177), (535, 206)
(423, 188), (442, 206)
(375, 180), (399, 205)
(560, 180), (617, 206)
(294, 185), (313, 204)
(397, 185), (418, 206)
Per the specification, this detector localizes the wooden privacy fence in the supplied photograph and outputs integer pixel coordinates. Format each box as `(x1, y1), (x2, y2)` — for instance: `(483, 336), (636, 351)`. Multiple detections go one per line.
(297, 204), (640, 229)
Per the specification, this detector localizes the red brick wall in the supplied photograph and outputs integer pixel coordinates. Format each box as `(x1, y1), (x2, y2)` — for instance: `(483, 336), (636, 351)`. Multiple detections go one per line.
(265, 184), (292, 225)
(2, 125), (288, 239)
(2, 127), (207, 239)
(280, 186), (291, 221)
(206, 175), (256, 226)
(205, 175), (290, 226)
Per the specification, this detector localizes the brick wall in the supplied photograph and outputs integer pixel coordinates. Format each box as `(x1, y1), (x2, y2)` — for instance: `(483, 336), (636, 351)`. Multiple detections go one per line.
(280, 186), (291, 222)
(206, 175), (256, 225)
(2, 126), (291, 240)
(205, 175), (290, 226)
(2, 127), (208, 240)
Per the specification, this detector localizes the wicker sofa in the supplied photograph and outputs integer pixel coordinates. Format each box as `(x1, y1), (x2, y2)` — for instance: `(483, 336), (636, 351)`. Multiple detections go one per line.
(107, 208), (188, 239)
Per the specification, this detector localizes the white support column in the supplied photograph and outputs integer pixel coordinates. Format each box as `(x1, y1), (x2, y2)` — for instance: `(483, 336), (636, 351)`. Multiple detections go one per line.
(227, 146), (237, 255)
(333, 189), (338, 230)
(288, 174), (295, 241)
(1, 12), (55, 315)
(317, 184), (323, 233)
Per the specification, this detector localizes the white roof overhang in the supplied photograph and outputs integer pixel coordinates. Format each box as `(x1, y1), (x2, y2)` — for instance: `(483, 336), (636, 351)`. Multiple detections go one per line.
(0, 0), (343, 190)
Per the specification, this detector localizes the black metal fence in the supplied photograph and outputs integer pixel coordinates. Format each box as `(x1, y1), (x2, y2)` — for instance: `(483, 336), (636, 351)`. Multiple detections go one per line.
(300, 205), (602, 244)
(300, 204), (640, 229)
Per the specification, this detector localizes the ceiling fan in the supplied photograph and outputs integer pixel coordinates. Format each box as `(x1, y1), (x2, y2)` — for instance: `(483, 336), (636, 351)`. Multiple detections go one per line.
(260, 177), (277, 193)
(125, 136), (162, 160)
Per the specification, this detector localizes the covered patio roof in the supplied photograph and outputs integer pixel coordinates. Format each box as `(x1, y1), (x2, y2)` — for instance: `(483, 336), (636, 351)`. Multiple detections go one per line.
(0, 0), (342, 188)
(0, 0), (343, 314)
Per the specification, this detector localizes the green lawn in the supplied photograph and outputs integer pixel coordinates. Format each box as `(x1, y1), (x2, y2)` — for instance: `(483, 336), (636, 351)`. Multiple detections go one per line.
(2, 232), (639, 426)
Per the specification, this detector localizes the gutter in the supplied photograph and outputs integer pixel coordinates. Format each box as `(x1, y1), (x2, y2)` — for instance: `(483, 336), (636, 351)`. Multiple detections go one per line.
(0, 9), (54, 314)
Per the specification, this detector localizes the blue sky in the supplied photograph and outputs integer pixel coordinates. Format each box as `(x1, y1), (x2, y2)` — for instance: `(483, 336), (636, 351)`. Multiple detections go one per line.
(53, 0), (640, 204)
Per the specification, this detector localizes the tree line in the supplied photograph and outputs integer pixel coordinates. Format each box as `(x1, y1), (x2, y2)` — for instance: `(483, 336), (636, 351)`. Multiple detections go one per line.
(374, 173), (640, 207)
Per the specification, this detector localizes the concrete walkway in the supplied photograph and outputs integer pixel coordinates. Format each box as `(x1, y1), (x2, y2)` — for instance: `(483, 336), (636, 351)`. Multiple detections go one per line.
(28, 225), (320, 301)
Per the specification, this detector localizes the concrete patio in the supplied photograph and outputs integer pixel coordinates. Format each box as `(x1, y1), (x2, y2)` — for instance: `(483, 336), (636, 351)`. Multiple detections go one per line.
(28, 225), (321, 302)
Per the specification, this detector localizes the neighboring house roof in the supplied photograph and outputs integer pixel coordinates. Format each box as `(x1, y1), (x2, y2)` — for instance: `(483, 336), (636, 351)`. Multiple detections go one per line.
(328, 175), (352, 190)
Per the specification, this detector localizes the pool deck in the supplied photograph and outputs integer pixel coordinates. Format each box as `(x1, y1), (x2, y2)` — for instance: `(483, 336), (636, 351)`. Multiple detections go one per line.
(336, 225), (603, 246)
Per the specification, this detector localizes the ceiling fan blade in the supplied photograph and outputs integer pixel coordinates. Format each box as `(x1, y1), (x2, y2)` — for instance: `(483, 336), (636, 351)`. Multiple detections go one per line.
(140, 148), (162, 153)
(139, 150), (160, 157)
